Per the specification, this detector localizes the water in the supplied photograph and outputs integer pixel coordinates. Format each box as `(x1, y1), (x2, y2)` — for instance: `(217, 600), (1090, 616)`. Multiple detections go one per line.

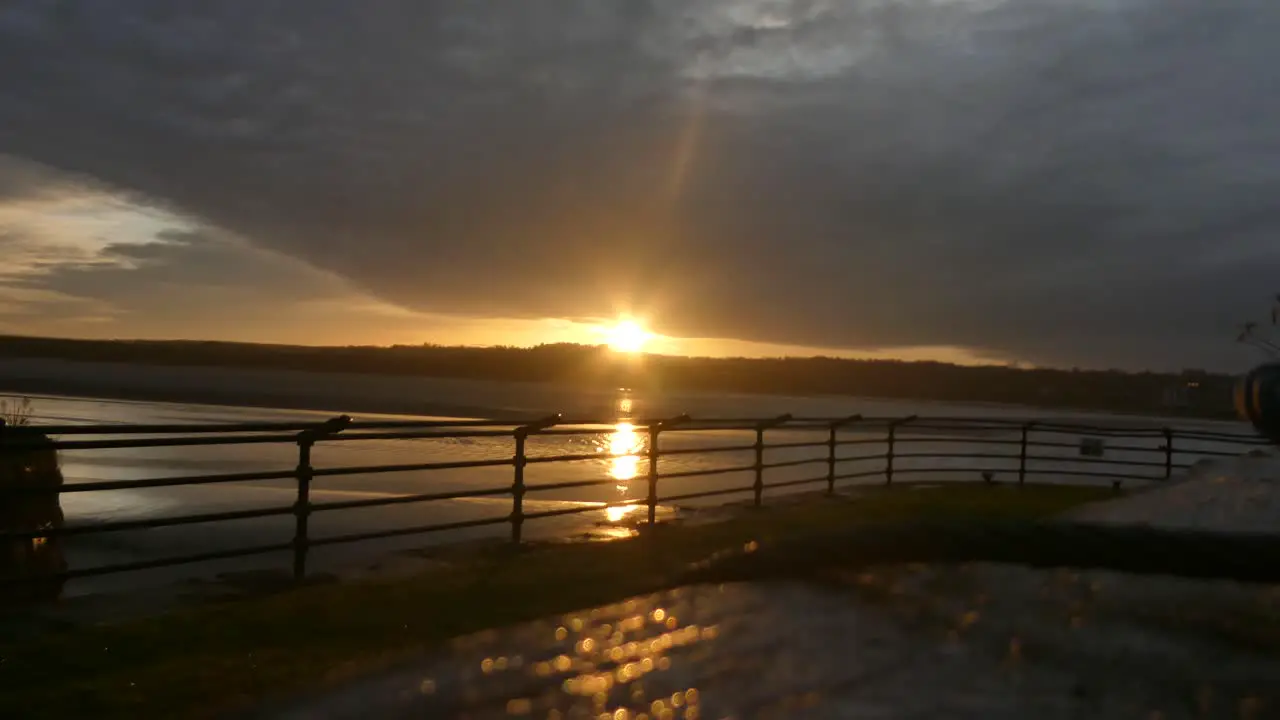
(3, 389), (1259, 597)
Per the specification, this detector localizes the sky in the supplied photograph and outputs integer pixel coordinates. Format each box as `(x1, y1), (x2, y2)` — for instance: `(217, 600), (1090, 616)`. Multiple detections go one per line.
(1, 0), (1278, 372)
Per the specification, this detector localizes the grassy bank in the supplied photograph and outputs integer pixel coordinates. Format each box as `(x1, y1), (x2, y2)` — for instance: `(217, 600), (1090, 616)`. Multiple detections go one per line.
(0, 484), (1112, 719)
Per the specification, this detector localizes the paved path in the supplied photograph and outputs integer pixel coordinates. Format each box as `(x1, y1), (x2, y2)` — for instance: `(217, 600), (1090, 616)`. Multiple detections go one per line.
(262, 566), (1280, 719)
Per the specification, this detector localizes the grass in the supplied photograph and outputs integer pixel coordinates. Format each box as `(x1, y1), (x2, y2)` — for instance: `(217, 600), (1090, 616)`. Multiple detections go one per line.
(0, 483), (1111, 719)
(0, 396), (33, 426)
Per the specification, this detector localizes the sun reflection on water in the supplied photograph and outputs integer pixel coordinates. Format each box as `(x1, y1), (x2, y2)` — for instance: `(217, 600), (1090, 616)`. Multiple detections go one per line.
(604, 504), (642, 523)
(601, 415), (645, 523)
(608, 422), (642, 482)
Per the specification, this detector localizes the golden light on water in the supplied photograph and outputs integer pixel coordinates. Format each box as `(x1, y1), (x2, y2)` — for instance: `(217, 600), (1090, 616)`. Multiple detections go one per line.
(604, 504), (642, 523)
(608, 422), (642, 482)
(602, 419), (645, 523)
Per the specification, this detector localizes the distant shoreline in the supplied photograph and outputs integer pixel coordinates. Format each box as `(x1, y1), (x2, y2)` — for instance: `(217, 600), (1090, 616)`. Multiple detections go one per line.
(0, 375), (521, 422)
(0, 355), (1248, 430)
(0, 334), (1242, 422)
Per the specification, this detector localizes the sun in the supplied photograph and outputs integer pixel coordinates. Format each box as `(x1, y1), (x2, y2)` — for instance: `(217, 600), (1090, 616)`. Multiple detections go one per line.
(604, 319), (653, 353)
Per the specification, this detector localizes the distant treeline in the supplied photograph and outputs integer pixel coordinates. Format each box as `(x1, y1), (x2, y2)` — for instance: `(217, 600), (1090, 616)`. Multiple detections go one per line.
(0, 335), (1240, 419)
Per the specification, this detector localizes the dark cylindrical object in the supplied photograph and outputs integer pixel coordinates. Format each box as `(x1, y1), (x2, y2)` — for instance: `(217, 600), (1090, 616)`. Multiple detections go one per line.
(885, 425), (896, 486)
(292, 438), (314, 581)
(647, 426), (661, 525)
(0, 429), (67, 603)
(510, 431), (527, 543)
(826, 425), (838, 495)
(1017, 423), (1030, 486)
(1237, 363), (1280, 443)
(752, 427), (766, 507)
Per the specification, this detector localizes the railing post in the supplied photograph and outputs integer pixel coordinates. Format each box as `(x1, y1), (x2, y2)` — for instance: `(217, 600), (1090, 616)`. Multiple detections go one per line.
(885, 416), (916, 486)
(826, 414), (861, 496)
(511, 415), (561, 543)
(292, 434), (314, 581)
(753, 426), (767, 507)
(1018, 422), (1033, 487)
(511, 428), (528, 544)
(647, 423), (661, 526)
(646, 414), (691, 526)
(292, 415), (350, 580)
(826, 425), (838, 495)
(885, 425), (895, 486)
(753, 414), (792, 507)
(1163, 427), (1174, 480)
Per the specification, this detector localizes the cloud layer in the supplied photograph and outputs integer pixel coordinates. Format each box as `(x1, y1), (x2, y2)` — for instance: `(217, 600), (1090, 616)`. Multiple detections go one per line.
(3, 0), (1279, 370)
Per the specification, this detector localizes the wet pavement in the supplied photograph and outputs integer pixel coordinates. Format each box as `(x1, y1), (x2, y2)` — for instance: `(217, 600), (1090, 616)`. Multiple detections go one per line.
(263, 566), (1280, 720)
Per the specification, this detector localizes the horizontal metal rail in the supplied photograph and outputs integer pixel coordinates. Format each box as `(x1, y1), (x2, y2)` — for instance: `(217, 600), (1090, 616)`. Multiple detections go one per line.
(893, 451), (1021, 463)
(657, 463), (759, 481)
(16, 418), (531, 436)
(832, 468), (891, 482)
(0, 412), (1267, 589)
(760, 457), (830, 471)
(892, 436), (1023, 447)
(524, 478), (622, 494)
(1170, 448), (1257, 458)
(1024, 455), (1169, 469)
(836, 453), (890, 463)
(306, 515), (511, 548)
(1027, 440), (1163, 453)
(309, 486), (513, 513)
(521, 452), (609, 465)
(15, 469), (300, 494)
(310, 457), (514, 477)
(835, 438), (891, 448)
(35, 434), (304, 450)
(651, 443), (757, 458)
(762, 439), (830, 451)
(0, 505), (297, 541)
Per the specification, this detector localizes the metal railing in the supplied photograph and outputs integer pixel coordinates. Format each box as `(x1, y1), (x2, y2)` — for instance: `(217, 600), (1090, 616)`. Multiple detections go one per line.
(0, 414), (1267, 586)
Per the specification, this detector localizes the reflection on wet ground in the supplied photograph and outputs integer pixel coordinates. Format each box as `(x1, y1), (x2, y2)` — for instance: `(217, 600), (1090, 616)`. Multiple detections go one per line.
(269, 567), (1280, 720)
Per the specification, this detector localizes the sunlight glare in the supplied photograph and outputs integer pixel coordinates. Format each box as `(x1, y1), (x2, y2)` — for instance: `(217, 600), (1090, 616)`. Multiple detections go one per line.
(600, 421), (645, 525)
(608, 422), (642, 481)
(605, 319), (653, 353)
(604, 504), (643, 523)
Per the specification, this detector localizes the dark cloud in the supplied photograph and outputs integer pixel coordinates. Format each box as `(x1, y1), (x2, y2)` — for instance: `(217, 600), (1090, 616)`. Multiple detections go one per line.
(2, 0), (1278, 370)
(10, 229), (343, 307)
(0, 228), (444, 345)
(0, 155), (78, 201)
